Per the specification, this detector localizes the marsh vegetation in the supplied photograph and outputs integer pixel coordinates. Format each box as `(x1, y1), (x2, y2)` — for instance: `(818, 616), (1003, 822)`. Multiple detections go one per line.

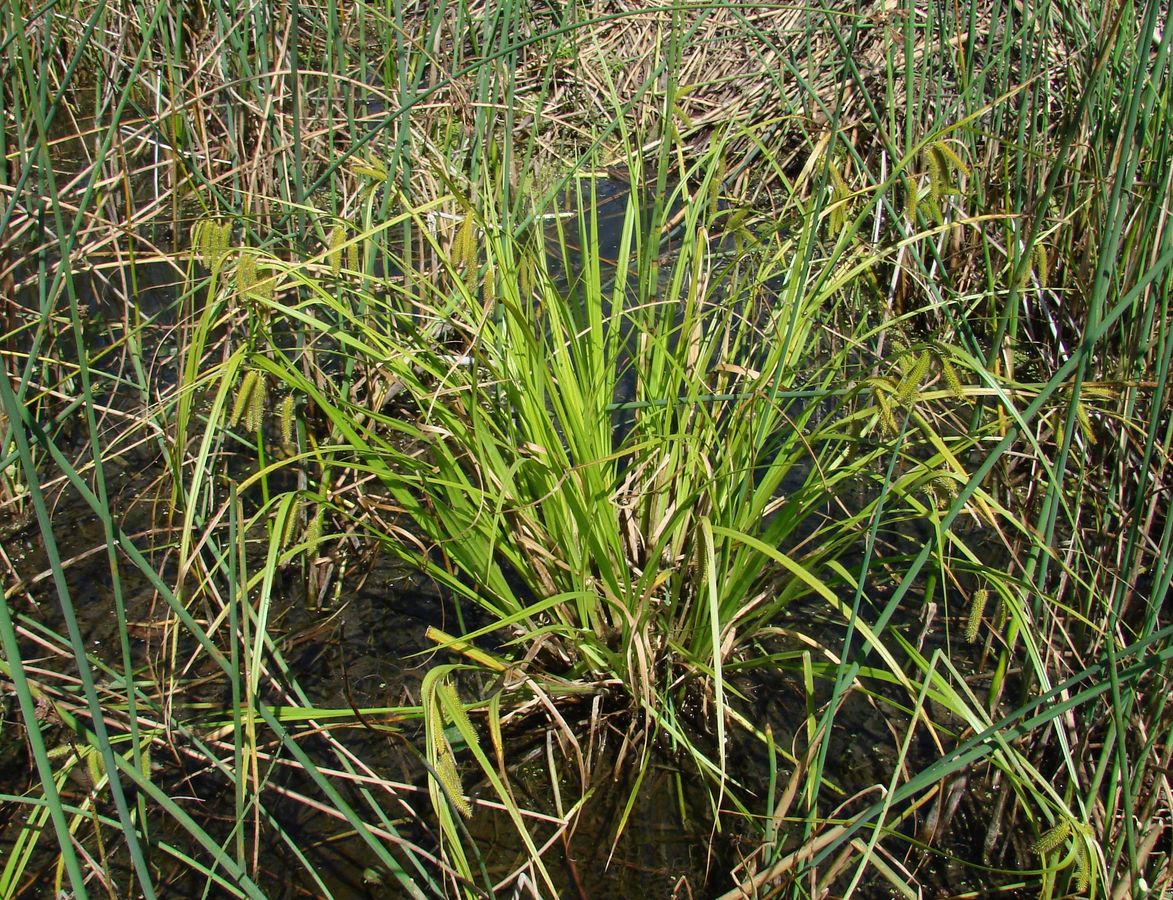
(2, 0), (1172, 896)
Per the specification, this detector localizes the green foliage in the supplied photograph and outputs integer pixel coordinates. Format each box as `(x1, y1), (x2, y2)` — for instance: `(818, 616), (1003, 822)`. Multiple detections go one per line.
(2, 0), (1172, 896)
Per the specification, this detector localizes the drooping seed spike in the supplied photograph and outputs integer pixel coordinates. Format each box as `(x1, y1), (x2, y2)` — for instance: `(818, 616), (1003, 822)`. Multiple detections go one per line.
(435, 742), (472, 818)
(926, 146), (946, 213)
(876, 389), (898, 437)
(304, 507), (324, 549)
(903, 174), (919, 223)
(897, 351), (931, 407)
(1076, 400), (1096, 445)
(244, 372), (268, 433)
(1031, 818), (1072, 854)
(192, 219), (210, 262)
(230, 369), (258, 427)
(439, 681), (474, 738)
(930, 139), (970, 179)
(327, 226), (345, 278)
(940, 355), (966, 399)
(1074, 828), (1092, 893)
(279, 394), (296, 451)
(212, 221), (231, 272)
(965, 589), (989, 642)
(237, 253), (257, 296)
(1033, 242), (1049, 289)
(281, 494), (303, 551)
(454, 214), (476, 284)
(346, 236), (359, 274)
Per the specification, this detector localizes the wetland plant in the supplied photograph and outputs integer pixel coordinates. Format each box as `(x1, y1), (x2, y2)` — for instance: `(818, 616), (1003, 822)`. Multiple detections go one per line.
(2, 0), (1172, 897)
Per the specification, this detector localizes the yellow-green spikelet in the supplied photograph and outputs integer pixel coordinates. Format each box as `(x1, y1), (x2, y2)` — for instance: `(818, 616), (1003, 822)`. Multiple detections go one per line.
(229, 369), (259, 427)
(244, 371), (268, 433)
(279, 393), (297, 452)
(453, 214), (476, 286)
(964, 589), (989, 642)
(1031, 818), (1072, 854)
(875, 386), (898, 436)
(327, 226), (346, 278)
(896, 351), (931, 407)
(940, 355), (965, 399)
(281, 494), (303, 551)
(304, 507), (324, 548)
(435, 742), (472, 818)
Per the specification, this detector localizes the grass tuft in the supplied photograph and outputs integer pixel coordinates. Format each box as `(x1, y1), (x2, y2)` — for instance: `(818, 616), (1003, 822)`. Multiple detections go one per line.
(2, 0), (1171, 895)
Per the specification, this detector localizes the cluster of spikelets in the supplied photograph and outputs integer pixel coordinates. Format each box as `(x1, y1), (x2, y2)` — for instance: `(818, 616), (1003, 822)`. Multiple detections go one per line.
(326, 224), (360, 278)
(191, 215), (354, 592)
(426, 679), (475, 819)
(192, 217), (287, 437)
(193, 217), (277, 304)
(822, 139), (972, 239)
(908, 139), (971, 225)
(229, 367), (268, 434)
(869, 346), (966, 438)
(1031, 817), (1095, 894)
(192, 218), (232, 275)
(235, 252), (275, 306)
